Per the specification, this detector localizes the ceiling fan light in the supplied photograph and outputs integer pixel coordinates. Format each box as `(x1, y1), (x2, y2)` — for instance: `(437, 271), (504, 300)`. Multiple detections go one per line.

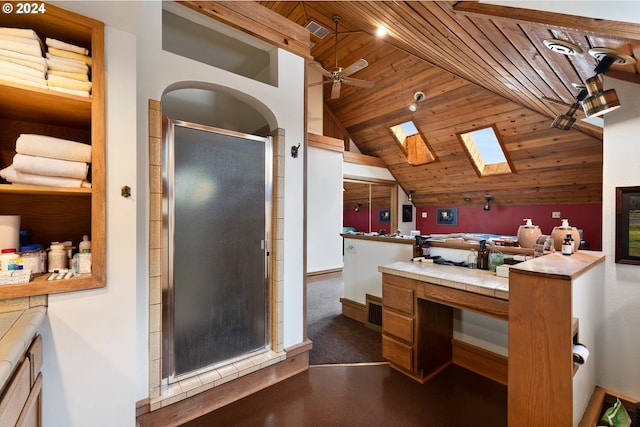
(408, 102), (418, 112)
(582, 76), (620, 118)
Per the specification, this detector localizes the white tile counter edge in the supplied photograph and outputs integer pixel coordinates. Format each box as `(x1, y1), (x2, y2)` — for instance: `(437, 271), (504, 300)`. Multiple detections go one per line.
(0, 306), (47, 393)
(378, 261), (510, 300)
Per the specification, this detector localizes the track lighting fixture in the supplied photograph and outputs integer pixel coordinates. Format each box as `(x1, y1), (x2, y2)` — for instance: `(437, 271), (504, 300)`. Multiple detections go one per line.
(548, 46), (636, 128)
(354, 202), (362, 212)
(483, 194), (493, 211)
(408, 190), (414, 203)
(551, 88), (588, 130)
(408, 91), (425, 112)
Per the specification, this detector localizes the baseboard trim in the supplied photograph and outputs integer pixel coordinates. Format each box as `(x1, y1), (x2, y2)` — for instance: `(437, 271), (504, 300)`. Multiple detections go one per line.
(340, 297), (366, 323)
(136, 350), (310, 427)
(306, 268), (342, 278)
(451, 339), (508, 385)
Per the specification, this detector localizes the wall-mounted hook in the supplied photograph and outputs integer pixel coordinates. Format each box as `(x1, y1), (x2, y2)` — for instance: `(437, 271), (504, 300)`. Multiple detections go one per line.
(291, 143), (301, 158)
(121, 185), (131, 198)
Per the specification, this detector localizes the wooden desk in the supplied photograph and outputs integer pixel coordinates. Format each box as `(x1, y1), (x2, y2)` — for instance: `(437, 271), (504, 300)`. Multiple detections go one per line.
(380, 251), (605, 427)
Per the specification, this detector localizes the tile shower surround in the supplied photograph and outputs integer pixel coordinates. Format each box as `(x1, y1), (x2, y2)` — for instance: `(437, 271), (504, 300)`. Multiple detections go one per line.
(147, 100), (286, 410)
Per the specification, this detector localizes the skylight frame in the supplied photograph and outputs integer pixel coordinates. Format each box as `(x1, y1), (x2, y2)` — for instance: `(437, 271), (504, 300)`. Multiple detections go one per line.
(388, 120), (436, 166)
(457, 124), (515, 177)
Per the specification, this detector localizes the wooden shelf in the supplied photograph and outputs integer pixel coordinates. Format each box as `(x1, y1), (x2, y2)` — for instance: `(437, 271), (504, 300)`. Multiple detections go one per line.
(0, 183), (91, 196)
(0, 83), (91, 128)
(0, 274), (100, 300)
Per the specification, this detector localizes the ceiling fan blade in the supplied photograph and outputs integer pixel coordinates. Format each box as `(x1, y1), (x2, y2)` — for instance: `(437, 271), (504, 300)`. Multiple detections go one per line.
(309, 80), (333, 87)
(342, 59), (369, 76)
(309, 61), (332, 78)
(331, 81), (342, 99)
(343, 77), (375, 88)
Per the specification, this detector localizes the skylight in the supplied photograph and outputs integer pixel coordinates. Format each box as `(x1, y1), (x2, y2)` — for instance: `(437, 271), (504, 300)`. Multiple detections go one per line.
(458, 125), (513, 177)
(389, 121), (435, 166)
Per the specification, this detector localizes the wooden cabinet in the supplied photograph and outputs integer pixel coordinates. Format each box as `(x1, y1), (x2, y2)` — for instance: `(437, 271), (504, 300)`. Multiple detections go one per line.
(0, 335), (43, 427)
(0, 3), (105, 298)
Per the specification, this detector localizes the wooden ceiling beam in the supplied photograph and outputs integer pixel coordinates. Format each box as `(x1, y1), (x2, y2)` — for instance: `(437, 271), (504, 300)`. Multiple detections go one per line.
(452, 1), (640, 41)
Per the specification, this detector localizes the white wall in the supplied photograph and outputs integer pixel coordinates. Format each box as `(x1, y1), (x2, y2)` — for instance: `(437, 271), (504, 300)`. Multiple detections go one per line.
(307, 146), (343, 273)
(40, 25), (138, 427)
(599, 77), (640, 398)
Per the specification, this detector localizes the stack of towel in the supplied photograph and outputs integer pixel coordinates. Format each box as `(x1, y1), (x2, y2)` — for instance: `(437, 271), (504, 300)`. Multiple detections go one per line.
(0, 26), (92, 98)
(45, 37), (92, 97)
(0, 134), (92, 188)
(0, 27), (47, 89)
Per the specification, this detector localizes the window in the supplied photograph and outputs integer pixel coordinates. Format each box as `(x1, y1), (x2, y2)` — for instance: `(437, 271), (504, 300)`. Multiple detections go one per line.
(458, 125), (514, 177)
(389, 121), (435, 166)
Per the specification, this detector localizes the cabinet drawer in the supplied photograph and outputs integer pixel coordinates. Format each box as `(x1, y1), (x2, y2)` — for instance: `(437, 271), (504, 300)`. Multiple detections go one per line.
(382, 309), (413, 344)
(27, 335), (42, 387)
(383, 283), (414, 315)
(0, 358), (30, 427)
(382, 335), (413, 372)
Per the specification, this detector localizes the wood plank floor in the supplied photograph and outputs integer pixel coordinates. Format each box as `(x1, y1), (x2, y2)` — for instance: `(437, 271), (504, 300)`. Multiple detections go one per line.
(181, 363), (507, 427)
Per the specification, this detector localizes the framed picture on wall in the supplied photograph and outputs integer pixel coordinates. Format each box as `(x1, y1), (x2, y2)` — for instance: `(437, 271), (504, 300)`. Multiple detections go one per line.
(379, 209), (390, 223)
(436, 208), (457, 225)
(402, 204), (413, 222)
(615, 186), (640, 265)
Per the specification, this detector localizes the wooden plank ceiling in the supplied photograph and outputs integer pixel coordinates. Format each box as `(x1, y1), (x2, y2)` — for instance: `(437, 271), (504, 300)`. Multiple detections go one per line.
(261, 1), (640, 207)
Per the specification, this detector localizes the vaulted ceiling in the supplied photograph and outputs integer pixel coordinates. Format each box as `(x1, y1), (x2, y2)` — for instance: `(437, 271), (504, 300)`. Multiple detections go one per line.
(259, 1), (640, 207)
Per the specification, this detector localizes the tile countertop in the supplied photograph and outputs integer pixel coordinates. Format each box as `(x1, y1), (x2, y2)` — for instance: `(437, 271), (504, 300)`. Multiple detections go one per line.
(0, 306), (46, 394)
(378, 260), (510, 300)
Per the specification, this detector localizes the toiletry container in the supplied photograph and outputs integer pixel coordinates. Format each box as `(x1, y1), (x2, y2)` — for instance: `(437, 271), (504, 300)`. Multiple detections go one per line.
(0, 248), (21, 271)
(551, 219), (580, 252)
(20, 244), (45, 275)
(517, 218), (542, 249)
(0, 215), (20, 251)
(48, 243), (67, 272)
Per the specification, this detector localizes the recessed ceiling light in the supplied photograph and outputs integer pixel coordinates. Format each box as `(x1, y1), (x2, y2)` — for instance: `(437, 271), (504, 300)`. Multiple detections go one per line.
(588, 47), (636, 65)
(543, 39), (582, 55)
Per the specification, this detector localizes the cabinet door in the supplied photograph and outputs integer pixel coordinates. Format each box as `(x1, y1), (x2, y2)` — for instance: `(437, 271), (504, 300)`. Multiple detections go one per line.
(0, 358), (30, 427)
(16, 374), (42, 427)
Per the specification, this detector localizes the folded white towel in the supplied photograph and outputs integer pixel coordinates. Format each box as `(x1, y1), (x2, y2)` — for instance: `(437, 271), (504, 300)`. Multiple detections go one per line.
(0, 37), (42, 57)
(47, 70), (88, 82)
(0, 27), (39, 40)
(0, 74), (47, 89)
(13, 153), (88, 180)
(47, 74), (92, 92)
(0, 165), (91, 188)
(0, 58), (45, 78)
(45, 53), (88, 74)
(48, 46), (91, 66)
(45, 37), (88, 56)
(48, 86), (91, 98)
(0, 47), (46, 72)
(16, 134), (92, 163)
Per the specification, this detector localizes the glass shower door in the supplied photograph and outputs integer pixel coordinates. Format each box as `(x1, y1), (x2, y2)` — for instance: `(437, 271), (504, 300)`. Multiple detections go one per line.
(163, 119), (272, 380)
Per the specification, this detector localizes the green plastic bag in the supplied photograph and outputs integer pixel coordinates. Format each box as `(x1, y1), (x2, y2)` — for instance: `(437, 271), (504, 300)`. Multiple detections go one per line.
(600, 398), (632, 427)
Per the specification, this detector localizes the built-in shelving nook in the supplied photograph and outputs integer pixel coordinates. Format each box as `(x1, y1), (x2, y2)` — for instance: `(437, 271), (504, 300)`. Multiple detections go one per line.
(0, 3), (105, 299)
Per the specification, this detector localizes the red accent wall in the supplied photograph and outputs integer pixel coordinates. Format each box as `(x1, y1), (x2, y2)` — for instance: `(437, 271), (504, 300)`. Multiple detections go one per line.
(413, 204), (602, 250)
(343, 208), (391, 234)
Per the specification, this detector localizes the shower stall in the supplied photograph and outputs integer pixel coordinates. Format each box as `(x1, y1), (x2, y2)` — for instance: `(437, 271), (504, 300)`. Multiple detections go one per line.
(162, 118), (272, 382)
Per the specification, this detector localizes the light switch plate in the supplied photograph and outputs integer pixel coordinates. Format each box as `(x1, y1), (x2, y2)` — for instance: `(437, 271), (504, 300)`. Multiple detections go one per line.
(421, 212), (427, 218)
(552, 211), (561, 218)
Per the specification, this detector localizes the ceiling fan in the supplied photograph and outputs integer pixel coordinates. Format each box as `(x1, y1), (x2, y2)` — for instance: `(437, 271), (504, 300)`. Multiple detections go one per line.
(309, 14), (375, 99)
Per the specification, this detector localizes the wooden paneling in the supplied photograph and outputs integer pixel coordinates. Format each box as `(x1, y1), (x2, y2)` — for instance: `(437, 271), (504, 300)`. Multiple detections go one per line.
(260, 1), (640, 207)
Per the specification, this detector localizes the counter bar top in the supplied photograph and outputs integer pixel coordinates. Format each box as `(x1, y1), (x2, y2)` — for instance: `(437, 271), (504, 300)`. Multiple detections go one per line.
(378, 261), (509, 301)
(341, 233), (415, 245)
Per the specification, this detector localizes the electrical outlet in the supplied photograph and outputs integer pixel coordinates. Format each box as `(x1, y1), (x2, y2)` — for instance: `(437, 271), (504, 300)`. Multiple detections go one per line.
(552, 211), (561, 218)
(421, 212), (427, 218)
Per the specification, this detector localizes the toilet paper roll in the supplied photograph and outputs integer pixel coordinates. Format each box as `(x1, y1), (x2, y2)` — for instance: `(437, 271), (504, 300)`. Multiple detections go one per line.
(573, 343), (589, 365)
(0, 215), (20, 250)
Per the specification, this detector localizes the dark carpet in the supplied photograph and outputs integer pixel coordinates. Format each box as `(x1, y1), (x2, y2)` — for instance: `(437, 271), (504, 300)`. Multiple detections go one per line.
(307, 274), (384, 365)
